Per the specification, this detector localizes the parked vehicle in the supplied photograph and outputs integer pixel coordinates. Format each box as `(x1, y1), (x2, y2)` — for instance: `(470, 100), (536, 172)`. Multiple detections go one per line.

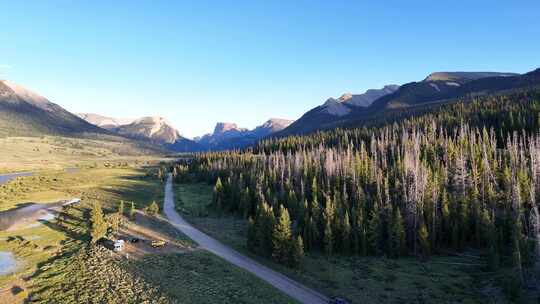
(129, 237), (140, 243)
(329, 298), (349, 304)
(151, 240), (166, 248)
(62, 198), (81, 206)
(113, 239), (125, 252)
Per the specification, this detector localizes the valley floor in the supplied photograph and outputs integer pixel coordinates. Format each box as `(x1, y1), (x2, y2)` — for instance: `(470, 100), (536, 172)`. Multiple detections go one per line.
(0, 167), (296, 304)
(0, 136), (170, 173)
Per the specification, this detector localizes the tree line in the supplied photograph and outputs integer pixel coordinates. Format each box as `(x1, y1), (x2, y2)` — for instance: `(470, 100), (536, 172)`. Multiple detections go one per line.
(173, 91), (540, 282)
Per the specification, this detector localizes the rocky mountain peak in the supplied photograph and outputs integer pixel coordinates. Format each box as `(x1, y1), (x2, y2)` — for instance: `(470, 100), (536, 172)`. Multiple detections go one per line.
(338, 93), (353, 102)
(213, 122), (245, 134)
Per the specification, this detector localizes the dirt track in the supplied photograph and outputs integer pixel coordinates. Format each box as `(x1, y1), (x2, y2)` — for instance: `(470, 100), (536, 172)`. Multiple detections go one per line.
(162, 174), (329, 304)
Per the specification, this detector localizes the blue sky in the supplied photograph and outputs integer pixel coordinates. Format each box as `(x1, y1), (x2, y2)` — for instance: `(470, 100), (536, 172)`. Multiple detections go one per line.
(1, 1), (539, 137)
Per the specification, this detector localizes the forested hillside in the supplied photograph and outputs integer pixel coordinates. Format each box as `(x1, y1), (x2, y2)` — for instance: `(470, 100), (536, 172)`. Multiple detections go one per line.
(173, 89), (540, 293)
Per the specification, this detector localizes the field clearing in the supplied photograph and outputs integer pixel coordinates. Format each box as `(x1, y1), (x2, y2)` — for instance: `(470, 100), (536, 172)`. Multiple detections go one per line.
(0, 136), (170, 173)
(174, 182), (496, 303)
(0, 168), (164, 211)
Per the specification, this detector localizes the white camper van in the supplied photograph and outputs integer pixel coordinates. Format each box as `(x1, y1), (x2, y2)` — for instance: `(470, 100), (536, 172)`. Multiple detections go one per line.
(113, 239), (125, 252)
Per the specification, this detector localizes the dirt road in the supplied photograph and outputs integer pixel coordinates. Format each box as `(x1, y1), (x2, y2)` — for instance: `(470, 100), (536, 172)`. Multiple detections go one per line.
(162, 174), (329, 304)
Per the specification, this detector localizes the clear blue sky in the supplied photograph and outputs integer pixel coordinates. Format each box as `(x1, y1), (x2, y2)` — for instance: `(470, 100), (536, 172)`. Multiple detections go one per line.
(1, 1), (539, 137)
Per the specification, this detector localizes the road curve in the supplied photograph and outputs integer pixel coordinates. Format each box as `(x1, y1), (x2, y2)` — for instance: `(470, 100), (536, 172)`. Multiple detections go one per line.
(162, 174), (329, 304)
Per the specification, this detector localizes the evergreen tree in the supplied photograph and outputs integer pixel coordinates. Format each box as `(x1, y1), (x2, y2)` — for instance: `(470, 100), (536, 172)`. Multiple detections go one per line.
(247, 217), (257, 252)
(368, 202), (383, 255)
(118, 200), (125, 216)
(323, 218), (333, 256)
(146, 201), (159, 216)
(341, 211), (351, 254)
(256, 202), (276, 257)
(290, 236), (305, 269)
(389, 208), (406, 258)
(213, 177), (224, 209)
(323, 194), (335, 256)
(418, 220), (430, 257)
(129, 201), (136, 220)
(272, 206), (293, 265)
(90, 202), (107, 243)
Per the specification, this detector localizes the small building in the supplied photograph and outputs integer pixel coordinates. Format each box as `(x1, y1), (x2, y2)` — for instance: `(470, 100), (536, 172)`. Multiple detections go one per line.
(113, 239), (125, 252)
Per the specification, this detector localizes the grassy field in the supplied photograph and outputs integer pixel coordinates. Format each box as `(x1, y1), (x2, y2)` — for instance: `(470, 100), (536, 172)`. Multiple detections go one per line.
(173, 182), (505, 304)
(130, 251), (296, 304)
(0, 167), (164, 211)
(0, 167), (167, 300)
(1, 168), (298, 303)
(0, 136), (170, 173)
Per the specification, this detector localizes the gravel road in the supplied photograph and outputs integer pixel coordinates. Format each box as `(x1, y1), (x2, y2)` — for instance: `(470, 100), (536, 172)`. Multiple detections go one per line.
(162, 174), (329, 304)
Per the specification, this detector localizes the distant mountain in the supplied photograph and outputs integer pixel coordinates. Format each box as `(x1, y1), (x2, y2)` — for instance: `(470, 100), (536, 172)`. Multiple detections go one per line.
(279, 69), (538, 136)
(370, 70), (528, 110)
(423, 71), (517, 82)
(76, 113), (134, 130)
(114, 116), (181, 144)
(195, 118), (293, 150)
(250, 118), (295, 138)
(281, 84), (399, 135)
(0, 80), (107, 137)
(340, 85), (400, 107)
(78, 114), (202, 152)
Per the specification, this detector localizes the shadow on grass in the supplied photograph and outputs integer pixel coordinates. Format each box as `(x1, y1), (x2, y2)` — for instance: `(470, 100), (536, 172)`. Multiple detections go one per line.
(88, 173), (164, 211)
(24, 205), (91, 284)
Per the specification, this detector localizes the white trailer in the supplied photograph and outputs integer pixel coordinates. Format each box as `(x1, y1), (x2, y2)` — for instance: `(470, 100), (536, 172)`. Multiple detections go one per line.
(62, 198), (81, 206)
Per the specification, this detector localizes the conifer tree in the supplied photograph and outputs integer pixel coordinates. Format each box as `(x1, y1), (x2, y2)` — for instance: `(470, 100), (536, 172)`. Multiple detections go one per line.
(247, 217), (257, 252)
(341, 211), (351, 254)
(389, 208), (406, 257)
(290, 236), (305, 268)
(256, 202), (276, 257)
(323, 218), (333, 256)
(368, 202), (383, 255)
(118, 200), (125, 216)
(213, 177), (224, 209)
(129, 201), (136, 220)
(146, 201), (159, 216)
(323, 194), (335, 256)
(272, 206), (293, 265)
(418, 220), (430, 257)
(90, 202), (107, 243)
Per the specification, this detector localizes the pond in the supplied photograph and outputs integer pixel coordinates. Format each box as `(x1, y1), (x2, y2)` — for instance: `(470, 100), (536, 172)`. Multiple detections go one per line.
(0, 251), (17, 276)
(0, 172), (33, 185)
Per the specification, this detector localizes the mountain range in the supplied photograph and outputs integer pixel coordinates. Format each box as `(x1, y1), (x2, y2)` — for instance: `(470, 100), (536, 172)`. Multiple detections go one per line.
(278, 71), (534, 135)
(76, 113), (293, 152)
(195, 119), (293, 150)
(2, 68), (539, 152)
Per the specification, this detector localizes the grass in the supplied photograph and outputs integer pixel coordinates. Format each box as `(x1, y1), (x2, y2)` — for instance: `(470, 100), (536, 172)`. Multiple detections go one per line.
(1, 168), (299, 303)
(0, 167), (166, 299)
(173, 182), (495, 304)
(129, 251), (297, 304)
(30, 241), (170, 304)
(0, 136), (170, 173)
(0, 225), (65, 288)
(0, 167), (164, 211)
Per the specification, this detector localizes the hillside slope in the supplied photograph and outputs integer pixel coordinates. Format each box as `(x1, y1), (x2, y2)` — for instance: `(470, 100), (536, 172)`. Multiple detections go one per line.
(280, 69), (539, 136)
(0, 80), (108, 138)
